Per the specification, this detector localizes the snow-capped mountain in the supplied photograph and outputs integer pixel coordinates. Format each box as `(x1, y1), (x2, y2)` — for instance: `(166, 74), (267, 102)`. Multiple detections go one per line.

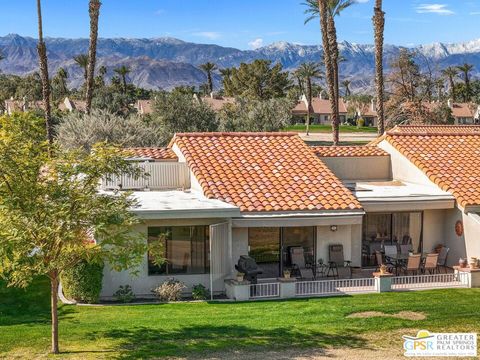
(0, 34), (478, 91)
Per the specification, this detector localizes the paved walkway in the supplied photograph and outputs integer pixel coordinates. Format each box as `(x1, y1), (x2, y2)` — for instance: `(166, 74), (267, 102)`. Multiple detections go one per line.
(299, 132), (378, 144)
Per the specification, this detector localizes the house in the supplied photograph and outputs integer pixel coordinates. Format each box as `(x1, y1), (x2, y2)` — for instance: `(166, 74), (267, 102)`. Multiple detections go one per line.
(445, 99), (479, 124)
(356, 99), (377, 127)
(58, 97), (87, 113)
(292, 95), (348, 125)
(99, 127), (480, 299)
(4, 98), (44, 115)
(196, 94), (235, 111)
(135, 100), (153, 115)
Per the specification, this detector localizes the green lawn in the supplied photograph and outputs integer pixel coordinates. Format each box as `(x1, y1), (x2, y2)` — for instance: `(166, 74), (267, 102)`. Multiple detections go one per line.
(285, 124), (378, 133)
(1, 278), (480, 359)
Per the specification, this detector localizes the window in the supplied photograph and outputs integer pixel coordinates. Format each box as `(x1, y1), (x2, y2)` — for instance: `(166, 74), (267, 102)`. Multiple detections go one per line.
(148, 226), (209, 275)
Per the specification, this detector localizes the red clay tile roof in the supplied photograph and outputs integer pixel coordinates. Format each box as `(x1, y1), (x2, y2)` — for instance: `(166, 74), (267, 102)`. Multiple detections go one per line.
(386, 125), (480, 209)
(312, 146), (389, 157)
(293, 98), (347, 115)
(172, 132), (362, 212)
(127, 147), (178, 161)
(201, 96), (235, 111)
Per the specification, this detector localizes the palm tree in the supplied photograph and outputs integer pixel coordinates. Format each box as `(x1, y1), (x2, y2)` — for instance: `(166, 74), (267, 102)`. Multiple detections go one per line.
(296, 62), (323, 136)
(441, 66), (458, 101)
(304, 0), (355, 145)
(373, 0), (385, 135)
(342, 79), (351, 97)
(36, 0), (53, 145)
(200, 62), (217, 94)
(74, 54), (89, 83)
(54, 67), (69, 98)
(85, 0), (102, 114)
(114, 65), (131, 93)
(220, 67), (233, 96)
(457, 63), (474, 102)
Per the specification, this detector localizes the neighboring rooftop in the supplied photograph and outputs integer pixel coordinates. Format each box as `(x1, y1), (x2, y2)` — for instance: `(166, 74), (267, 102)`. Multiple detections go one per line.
(172, 132), (362, 213)
(127, 147), (178, 161)
(200, 96), (235, 111)
(293, 98), (348, 115)
(385, 125), (480, 210)
(312, 146), (388, 158)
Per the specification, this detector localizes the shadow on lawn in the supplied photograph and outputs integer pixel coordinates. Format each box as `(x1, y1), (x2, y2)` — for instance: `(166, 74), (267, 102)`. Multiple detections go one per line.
(93, 324), (368, 359)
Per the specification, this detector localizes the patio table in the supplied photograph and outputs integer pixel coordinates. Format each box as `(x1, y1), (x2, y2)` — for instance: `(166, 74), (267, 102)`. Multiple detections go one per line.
(385, 253), (428, 275)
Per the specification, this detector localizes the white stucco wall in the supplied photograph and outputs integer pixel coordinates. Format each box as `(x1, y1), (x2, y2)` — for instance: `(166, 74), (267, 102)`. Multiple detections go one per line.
(422, 209), (447, 253)
(462, 212), (480, 260)
(101, 218), (228, 299)
(319, 156), (391, 181)
(442, 209), (467, 266)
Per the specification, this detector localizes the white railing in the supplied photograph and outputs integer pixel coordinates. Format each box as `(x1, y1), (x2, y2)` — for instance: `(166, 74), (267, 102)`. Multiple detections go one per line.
(295, 277), (375, 296)
(249, 282), (280, 299)
(102, 162), (190, 190)
(391, 273), (468, 290)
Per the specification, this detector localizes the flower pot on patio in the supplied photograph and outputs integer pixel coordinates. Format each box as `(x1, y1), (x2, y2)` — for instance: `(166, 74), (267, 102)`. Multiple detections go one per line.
(236, 272), (245, 282)
(283, 270), (291, 279)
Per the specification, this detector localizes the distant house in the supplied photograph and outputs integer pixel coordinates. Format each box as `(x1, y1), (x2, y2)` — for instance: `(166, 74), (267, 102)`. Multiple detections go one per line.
(356, 99), (377, 127)
(58, 97), (87, 113)
(4, 98), (44, 115)
(135, 100), (153, 115)
(292, 95), (348, 125)
(196, 94), (236, 111)
(446, 99), (479, 124)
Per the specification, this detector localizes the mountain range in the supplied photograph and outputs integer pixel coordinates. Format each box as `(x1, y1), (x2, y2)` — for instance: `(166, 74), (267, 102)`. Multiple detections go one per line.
(1, 33), (479, 92)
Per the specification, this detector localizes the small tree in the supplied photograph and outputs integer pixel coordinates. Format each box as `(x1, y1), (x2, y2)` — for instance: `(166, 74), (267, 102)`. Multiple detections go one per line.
(0, 113), (160, 353)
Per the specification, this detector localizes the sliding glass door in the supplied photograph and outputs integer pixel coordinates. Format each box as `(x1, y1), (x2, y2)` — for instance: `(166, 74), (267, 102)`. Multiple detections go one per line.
(362, 212), (423, 267)
(248, 227), (315, 279)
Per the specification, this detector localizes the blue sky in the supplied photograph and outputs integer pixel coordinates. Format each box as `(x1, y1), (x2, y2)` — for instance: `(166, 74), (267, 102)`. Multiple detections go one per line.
(1, 0), (480, 49)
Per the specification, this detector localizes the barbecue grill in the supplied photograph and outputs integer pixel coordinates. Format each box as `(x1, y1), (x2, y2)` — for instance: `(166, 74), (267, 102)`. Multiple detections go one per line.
(235, 255), (263, 284)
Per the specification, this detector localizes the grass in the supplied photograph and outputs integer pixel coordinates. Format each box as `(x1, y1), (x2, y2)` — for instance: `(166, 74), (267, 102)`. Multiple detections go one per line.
(1, 278), (480, 359)
(285, 124), (378, 133)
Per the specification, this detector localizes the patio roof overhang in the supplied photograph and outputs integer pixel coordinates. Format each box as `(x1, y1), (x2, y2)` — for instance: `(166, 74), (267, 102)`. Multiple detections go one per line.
(350, 180), (455, 212)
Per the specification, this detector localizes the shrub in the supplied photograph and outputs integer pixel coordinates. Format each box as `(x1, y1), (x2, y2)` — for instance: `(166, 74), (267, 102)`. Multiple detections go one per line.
(192, 284), (210, 300)
(61, 260), (104, 304)
(113, 285), (135, 303)
(152, 278), (186, 301)
(356, 118), (365, 128)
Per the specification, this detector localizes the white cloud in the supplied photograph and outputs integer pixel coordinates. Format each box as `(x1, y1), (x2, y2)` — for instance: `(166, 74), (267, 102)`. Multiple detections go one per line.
(248, 38), (264, 49)
(416, 4), (454, 15)
(192, 31), (222, 40)
(470, 11), (480, 15)
(355, 0), (370, 3)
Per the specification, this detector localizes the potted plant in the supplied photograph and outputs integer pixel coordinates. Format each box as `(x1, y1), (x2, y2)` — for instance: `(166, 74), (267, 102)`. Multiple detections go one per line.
(379, 264), (388, 275)
(459, 258), (467, 268)
(470, 257), (478, 269)
(283, 269), (291, 279)
(236, 272), (245, 282)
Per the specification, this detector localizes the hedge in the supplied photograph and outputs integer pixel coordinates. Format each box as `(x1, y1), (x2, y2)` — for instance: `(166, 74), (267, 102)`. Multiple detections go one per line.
(61, 260), (104, 304)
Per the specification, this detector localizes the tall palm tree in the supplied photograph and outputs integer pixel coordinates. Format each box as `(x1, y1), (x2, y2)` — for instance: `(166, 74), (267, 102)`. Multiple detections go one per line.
(220, 67), (233, 96)
(85, 0), (102, 114)
(457, 63), (474, 102)
(36, 0), (53, 145)
(200, 62), (217, 94)
(114, 65), (131, 93)
(373, 0), (385, 135)
(295, 62), (323, 136)
(74, 54), (89, 83)
(304, 0), (355, 145)
(441, 66), (458, 101)
(54, 67), (69, 98)
(342, 79), (351, 97)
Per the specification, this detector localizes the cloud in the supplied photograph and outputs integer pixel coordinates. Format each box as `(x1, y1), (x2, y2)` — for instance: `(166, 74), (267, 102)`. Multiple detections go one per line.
(355, 0), (370, 3)
(248, 38), (264, 49)
(470, 11), (480, 15)
(415, 4), (454, 15)
(192, 31), (222, 40)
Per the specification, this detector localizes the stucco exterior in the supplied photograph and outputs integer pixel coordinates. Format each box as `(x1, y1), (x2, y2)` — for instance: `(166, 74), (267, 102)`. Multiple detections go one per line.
(319, 156), (391, 181)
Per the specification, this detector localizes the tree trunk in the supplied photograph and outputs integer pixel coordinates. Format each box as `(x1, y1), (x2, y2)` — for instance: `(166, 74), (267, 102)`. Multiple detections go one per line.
(318, 0), (338, 145)
(326, 13), (339, 145)
(306, 77), (312, 136)
(36, 0), (53, 144)
(85, 0), (101, 114)
(373, 0), (385, 135)
(122, 75), (127, 94)
(450, 76), (455, 101)
(207, 72), (213, 94)
(50, 272), (59, 354)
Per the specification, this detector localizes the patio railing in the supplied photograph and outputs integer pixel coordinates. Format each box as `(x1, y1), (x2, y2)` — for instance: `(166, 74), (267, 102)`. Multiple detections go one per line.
(295, 278), (375, 296)
(249, 282), (280, 299)
(391, 272), (468, 290)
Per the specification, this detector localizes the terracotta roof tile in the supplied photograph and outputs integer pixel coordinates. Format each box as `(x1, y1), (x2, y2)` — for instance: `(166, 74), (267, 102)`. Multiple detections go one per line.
(293, 98), (347, 115)
(127, 147), (178, 161)
(201, 97), (235, 111)
(172, 132), (362, 212)
(312, 146), (389, 157)
(386, 125), (480, 209)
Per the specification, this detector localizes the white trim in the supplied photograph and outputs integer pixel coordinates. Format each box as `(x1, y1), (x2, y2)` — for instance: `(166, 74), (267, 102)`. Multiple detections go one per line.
(237, 210), (365, 218)
(133, 208), (241, 219)
(232, 214), (363, 228)
(361, 199), (455, 212)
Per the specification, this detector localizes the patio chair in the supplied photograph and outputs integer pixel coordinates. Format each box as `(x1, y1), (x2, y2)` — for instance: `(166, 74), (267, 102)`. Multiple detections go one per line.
(437, 247), (450, 273)
(375, 250), (394, 273)
(422, 253), (439, 274)
(400, 244), (411, 255)
(327, 244), (351, 278)
(384, 245), (398, 257)
(400, 254), (422, 276)
(289, 247), (314, 280)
